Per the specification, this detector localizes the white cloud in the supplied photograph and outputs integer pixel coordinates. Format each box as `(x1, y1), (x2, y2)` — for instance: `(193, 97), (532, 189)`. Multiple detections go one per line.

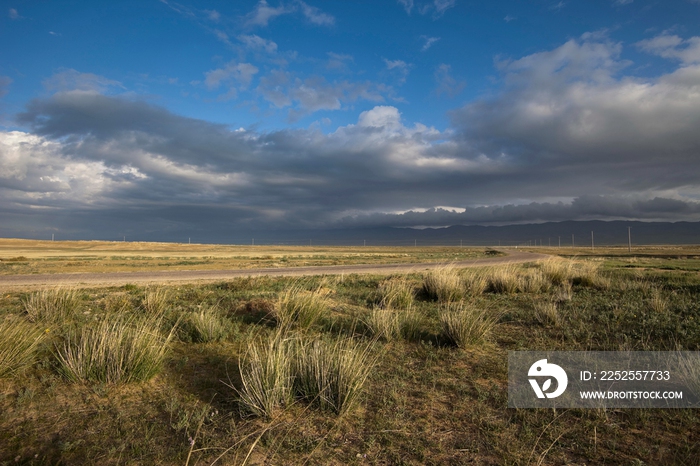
(397, 0), (413, 14)
(504, 15), (516, 22)
(421, 36), (440, 51)
(637, 34), (700, 64)
(204, 9), (220, 21)
(238, 34), (278, 53)
(434, 64), (465, 97)
(298, 1), (334, 26)
(245, 0), (290, 27)
(613, 0), (633, 5)
(204, 62), (259, 92)
(8, 8), (19, 19)
(433, 0), (456, 15)
(43, 69), (123, 93)
(384, 59), (411, 84)
(327, 52), (354, 72)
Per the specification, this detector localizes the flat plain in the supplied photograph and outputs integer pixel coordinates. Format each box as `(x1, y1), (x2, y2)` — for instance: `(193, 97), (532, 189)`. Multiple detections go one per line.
(0, 241), (699, 465)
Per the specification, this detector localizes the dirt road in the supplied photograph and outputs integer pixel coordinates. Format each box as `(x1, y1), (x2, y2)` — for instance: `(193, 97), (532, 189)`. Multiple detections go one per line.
(0, 250), (549, 290)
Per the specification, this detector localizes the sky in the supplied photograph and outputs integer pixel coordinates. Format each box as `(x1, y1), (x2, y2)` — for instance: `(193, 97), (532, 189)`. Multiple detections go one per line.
(1, 0), (700, 241)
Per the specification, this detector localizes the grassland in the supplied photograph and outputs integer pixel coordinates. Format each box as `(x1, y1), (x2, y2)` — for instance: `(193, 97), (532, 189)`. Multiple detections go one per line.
(0, 247), (699, 465)
(0, 239), (489, 276)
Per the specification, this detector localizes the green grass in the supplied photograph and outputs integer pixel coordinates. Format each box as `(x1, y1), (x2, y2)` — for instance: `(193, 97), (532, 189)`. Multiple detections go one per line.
(0, 256), (699, 464)
(55, 312), (175, 384)
(22, 288), (81, 324)
(0, 315), (45, 377)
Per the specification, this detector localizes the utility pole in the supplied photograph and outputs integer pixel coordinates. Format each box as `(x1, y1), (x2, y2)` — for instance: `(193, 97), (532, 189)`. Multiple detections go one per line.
(189, 237), (190, 244)
(124, 236), (126, 242)
(364, 239), (366, 246)
(51, 233), (54, 241)
(628, 227), (632, 253)
(572, 234), (574, 248)
(548, 237), (551, 247)
(414, 239), (417, 247)
(591, 231), (594, 251)
(252, 238), (254, 245)
(460, 239), (462, 247)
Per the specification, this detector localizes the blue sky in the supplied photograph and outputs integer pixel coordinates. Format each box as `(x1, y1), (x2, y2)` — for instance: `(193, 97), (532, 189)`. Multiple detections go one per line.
(2, 0), (700, 240)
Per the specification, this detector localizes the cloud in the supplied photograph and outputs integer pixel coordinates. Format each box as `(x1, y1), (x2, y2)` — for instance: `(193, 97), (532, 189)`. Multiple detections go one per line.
(613, 0), (633, 5)
(204, 9), (220, 21)
(8, 8), (19, 19)
(7, 34), (700, 236)
(326, 52), (354, 72)
(203, 62), (259, 100)
(434, 64), (465, 97)
(384, 59), (410, 84)
(449, 35), (700, 203)
(256, 71), (388, 115)
(421, 36), (440, 51)
(550, 1), (566, 10)
(237, 34), (278, 53)
(298, 1), (334, 26)
(42, 69), (124, 93)
(637, 34), (700, 64)
(504, 15), (516, 22)
(245, 0), (290, 27)
(433, 0), (456, 15)
(398, 0), (413, 14)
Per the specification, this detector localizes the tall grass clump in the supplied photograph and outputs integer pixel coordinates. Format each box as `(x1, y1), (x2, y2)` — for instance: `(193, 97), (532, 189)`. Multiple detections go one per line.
(183, 306), (231, 343)
(142, 287), (169, 316)
(519, 270), (551, 293)
(0, 316), (45, 377)
(647, 287), (669, 313)
(364, 307), (422, 342)
(23, 288), (80, 324)
(56, 313), (175, 384)
(439, 302), (499, 347)
(487, 264), (521, 294)
(573, 261), (611, 290)
(236, 331), (294, 418)
(293, 336), (376, 414)
(539, 258), (575, 286)
(462, 269), (489, 296)
(274, 283), (331, 330)
(533, 301), (561, 327)
(423, 265), (465, 302)
(377, 278), (415, 309)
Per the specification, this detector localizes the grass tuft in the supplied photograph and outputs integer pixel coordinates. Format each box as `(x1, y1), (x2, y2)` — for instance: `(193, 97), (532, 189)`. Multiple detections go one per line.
(376, 278), (415, 309)
(488, 265), (521, 294)
(423, 265), (465, 302)
(439, 301), (499, 347)
(235, 331), (294, 418)
(533, 301), (561, 327)
(23, 288), (81, 324)
(184, 306), (232, 343)
(56, 313), (174, 384)
(0, 316), (45, 377)
(293, 335), (375, 414)
(274, 283), (331, 330)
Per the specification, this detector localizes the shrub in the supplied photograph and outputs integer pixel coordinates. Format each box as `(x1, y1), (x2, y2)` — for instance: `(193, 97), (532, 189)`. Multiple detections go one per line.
(55, 313), (174, 384)
(423, 265), (465, 302)
(519, 270), (551, 294)
(23, 288), (80, 324)
(439, 302), (499, 347)
(0, 316), (45, 377)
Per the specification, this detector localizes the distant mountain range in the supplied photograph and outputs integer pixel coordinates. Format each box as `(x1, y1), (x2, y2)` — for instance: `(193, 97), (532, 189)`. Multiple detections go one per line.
(189, 220), (700, 246)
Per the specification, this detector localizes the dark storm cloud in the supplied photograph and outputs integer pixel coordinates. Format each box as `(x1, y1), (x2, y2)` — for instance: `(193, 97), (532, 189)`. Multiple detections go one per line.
(4, 33), (700, 238)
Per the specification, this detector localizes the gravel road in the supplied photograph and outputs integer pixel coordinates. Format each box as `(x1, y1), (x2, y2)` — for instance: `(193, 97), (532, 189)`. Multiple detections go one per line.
(0, 250), (549, 290)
